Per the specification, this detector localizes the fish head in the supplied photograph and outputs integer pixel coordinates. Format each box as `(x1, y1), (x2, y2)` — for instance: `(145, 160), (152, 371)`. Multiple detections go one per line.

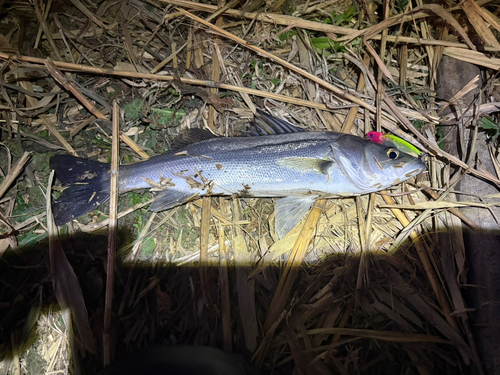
(330, 135), (425, 193)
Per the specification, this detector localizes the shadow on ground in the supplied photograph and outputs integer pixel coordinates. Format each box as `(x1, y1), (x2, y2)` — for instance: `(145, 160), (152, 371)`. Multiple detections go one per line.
(0, 225), (498, 375)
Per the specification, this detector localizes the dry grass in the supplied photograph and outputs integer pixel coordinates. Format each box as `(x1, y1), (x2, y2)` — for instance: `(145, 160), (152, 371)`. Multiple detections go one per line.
(0, 0), (499, 374)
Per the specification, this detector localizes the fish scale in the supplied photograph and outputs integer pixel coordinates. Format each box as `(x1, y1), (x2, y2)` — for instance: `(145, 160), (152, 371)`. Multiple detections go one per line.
(119, 133), (343, 197)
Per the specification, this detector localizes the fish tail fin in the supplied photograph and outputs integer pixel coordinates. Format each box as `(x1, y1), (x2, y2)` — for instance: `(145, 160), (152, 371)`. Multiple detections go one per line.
(50, 155), (111, 225)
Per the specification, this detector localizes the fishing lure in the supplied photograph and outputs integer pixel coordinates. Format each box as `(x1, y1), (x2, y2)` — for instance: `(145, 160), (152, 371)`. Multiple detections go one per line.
(366, 132), (422, 158)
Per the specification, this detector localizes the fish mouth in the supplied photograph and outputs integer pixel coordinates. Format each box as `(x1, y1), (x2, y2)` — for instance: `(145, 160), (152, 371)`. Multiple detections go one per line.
(404, 158), (426, 177)
(352, 159), (425, 192)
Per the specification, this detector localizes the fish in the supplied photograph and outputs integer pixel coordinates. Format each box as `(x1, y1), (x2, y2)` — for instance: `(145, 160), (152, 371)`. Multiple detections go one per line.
(366, 131), (422, 158)
(51, 111), (425, 238)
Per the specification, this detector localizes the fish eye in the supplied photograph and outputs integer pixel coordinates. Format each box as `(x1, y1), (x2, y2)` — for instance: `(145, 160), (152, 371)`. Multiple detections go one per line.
(386, 148), (399, 160)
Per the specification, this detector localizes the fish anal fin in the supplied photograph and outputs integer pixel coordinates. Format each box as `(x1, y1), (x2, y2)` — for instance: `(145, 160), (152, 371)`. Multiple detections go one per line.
(275, 197), (316, 239)
(277, 157), (333, 175)
(149, 188), (199, 212)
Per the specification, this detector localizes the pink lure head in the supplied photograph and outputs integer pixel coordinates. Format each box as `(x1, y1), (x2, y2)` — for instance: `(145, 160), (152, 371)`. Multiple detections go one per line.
(366, 131), (384, 143)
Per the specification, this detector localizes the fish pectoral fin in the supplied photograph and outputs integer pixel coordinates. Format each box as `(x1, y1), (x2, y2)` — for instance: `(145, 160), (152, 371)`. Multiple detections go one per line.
(275, 197), (317, 239)
(149, 188), (199, 212)
(277, 157), (333, 175)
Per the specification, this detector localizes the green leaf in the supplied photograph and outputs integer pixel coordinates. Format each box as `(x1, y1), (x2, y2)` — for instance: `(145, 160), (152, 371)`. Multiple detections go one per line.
(312, 37), (336, 50)
(480, 117), (499, 130)
(311, 36), (355, 53)
(278, 29), (297, 41)
(128, 191), (151, 206)
(18, 230), (47, 248)
(480, 117), (500, 142)
(396, 0), (408, 10)
(149, 107), (185, 126)
(13, 194), (32, 222)
(123, 98), (144, 121)
(124, 98), (185, 127)
(330, 5), (357, 26)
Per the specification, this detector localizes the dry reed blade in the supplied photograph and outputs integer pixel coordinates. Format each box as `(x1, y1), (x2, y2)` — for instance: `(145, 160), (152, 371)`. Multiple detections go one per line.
(254, 200), (325, 366)
(33, 0), (61, 61)
(43, 58), (149, 160)
(34, 0), (53, 49)
(163, 0), (359, 36)
(103, 102), (120, 365)
(443, 47), (500, 70)
(301, 327), (452, 344)
(0, 151), (30, 199)
(218, 198), (232, 352)
(341, 53), (371, 134)
(120, 21), (140, 72)
(69, 0), (115, 29)
(231, 199), (258, 352)
(207, 0), (225, 131)
(176, 7), (375, 113)
(381, 200), (500, 210)
(0, 52), (340, 112)
(205, 0), (239, 22)
(437, 75), (481, 116)
(418, 185), (479, 230)
(461, 0), (500, 50)
(128, 213), (157, 261)
(151, 42), (187, 73)
(380, 190), (459, 333)
(199, 196), (214, 308)
(386, 265), (472, 362)
(39, 115), (77, 156)
(353, 197), (368, 327)
(46, 170), (96, 354)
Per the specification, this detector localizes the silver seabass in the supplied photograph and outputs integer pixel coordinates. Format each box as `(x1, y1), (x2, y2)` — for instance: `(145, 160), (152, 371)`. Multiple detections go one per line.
(51, 113), (425, 237)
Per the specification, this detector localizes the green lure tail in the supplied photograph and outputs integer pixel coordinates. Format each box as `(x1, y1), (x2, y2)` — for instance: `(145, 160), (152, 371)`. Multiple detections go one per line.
(366, 131), (422, 157)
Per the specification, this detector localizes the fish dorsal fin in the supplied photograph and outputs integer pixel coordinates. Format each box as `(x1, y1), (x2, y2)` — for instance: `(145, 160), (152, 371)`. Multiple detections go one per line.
(249, 109), (306, 135)
(275, 197), (317, 239)
(170, 129), (218, 152)
(149, 188), (199, 212)
(277, 157), (334, 175)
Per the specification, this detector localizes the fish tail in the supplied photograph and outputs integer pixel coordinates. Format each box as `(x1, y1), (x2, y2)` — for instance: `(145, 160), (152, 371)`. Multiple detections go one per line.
(50, 155), (111, 225)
